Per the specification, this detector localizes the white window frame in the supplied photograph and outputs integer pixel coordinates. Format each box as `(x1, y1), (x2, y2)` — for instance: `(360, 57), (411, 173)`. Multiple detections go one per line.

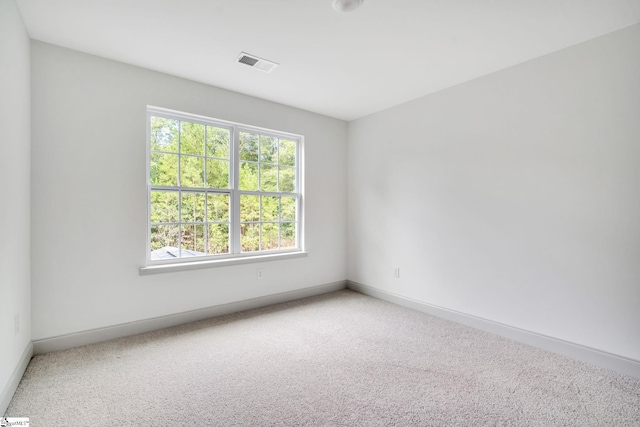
(144, 106), (305, 270)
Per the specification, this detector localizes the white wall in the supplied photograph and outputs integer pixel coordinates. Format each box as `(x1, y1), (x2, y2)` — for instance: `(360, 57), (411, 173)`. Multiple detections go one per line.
(0, 0), (31, 410)
(30, 42), (347, 341)
(348, 24), (640, 361)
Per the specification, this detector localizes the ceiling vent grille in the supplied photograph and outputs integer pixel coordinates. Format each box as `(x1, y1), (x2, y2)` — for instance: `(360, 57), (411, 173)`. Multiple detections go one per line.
(236, 52), (278, 73)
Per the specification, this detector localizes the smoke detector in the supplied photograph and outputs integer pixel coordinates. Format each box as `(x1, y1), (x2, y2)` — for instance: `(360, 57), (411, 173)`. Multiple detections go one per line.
(235, 52), (279, 73)
(333, 0), (363, 12)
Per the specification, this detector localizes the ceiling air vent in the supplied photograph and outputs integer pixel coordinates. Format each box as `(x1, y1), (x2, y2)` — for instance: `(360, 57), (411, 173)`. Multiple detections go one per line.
(236, 52), (278, 73)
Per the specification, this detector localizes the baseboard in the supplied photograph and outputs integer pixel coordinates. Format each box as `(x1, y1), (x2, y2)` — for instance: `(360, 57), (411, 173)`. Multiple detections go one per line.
(1, 342), (33, 415)
(33, 281), (347, 355)
(347, 281), (640, 379)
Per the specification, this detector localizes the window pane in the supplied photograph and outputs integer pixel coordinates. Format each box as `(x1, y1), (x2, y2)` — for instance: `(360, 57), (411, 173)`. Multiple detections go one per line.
(149, 111), (302, 261)
(279, 167), (295, 192)
(262, 223), (279, 250)
(262, 196), (279, 222)
(150, 191), (178, 223)
(208, 224), (229, 254)
(240, 195), (260, 222)
(181, 224), (206, 255)
(281, 222), (296, 249)
(181, 192), (206, 223)
(260, 135), (277, 163)
(260, 164), (277, 192)
(206, 159), (229, 188)
(207, 193), (229, 222)
(180, 156), (204, 187)
(279, 139), (296, 166)
(281, 196), (296, 221)
(240, 132), (259, 161)
(241, 223), (260, 252)
(150, 152), (178, 186)
(239, 162), (258, 191)
(180, 121), (205, 156)
(150, 224), (179, 253)
(150, 117), (178, 152)
(206, 126), (230, 158)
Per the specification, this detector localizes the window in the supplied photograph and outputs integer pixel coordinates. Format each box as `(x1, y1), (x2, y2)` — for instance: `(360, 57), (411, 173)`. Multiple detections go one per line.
(147, 107), (303, 265)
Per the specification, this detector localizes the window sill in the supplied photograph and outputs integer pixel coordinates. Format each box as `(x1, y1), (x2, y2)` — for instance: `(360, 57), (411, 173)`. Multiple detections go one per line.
(139, 251), (309, 275)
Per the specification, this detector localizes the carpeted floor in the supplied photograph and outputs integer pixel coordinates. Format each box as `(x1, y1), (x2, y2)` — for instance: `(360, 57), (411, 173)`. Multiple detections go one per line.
(5, 290), (640, 426)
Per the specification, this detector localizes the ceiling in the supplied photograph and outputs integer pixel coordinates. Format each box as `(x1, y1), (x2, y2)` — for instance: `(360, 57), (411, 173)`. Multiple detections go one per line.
(16, 0), (640, 121)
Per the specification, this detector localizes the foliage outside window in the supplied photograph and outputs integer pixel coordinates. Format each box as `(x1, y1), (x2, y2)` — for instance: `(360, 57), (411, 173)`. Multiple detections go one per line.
(147, 107), (302, 264)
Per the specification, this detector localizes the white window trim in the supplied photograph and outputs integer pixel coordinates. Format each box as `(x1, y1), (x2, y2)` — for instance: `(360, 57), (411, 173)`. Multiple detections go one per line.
(140, 250), (309, 275)
(142, 106), (305, 272)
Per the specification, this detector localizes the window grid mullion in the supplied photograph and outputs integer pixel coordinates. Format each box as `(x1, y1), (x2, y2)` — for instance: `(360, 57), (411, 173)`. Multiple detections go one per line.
(203, 126), (209, 255)
(295, 139), (301, 249)
(231, 126), (241, 255)
(259, 195), (263, 251)
(257, 134), (262, 193)
(177, 122), (182, 257)
(178, 190), (182, 258)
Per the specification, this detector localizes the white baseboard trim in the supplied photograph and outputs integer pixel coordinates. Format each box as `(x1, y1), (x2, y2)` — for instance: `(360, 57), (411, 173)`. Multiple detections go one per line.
(33, 281), (347, 355)
(347, 281), (640, 379)
(1, 342), (33, 415)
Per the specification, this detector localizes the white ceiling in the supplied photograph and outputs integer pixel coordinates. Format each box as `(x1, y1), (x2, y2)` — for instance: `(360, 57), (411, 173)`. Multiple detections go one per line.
(16, 0), (640, 121)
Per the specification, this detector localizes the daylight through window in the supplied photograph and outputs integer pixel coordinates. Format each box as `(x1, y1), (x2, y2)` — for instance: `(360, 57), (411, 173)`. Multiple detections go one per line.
(147, 107), (302, 264)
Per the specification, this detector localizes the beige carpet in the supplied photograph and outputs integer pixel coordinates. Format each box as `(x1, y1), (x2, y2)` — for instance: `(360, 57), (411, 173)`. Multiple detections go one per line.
(6, 290), (640, 426)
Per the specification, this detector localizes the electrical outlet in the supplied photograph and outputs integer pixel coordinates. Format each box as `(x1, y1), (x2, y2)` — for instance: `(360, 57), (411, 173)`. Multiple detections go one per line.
(15, 314), (20, 335)
(393, 267), (400, 278)
(257, 268), (264, 280)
